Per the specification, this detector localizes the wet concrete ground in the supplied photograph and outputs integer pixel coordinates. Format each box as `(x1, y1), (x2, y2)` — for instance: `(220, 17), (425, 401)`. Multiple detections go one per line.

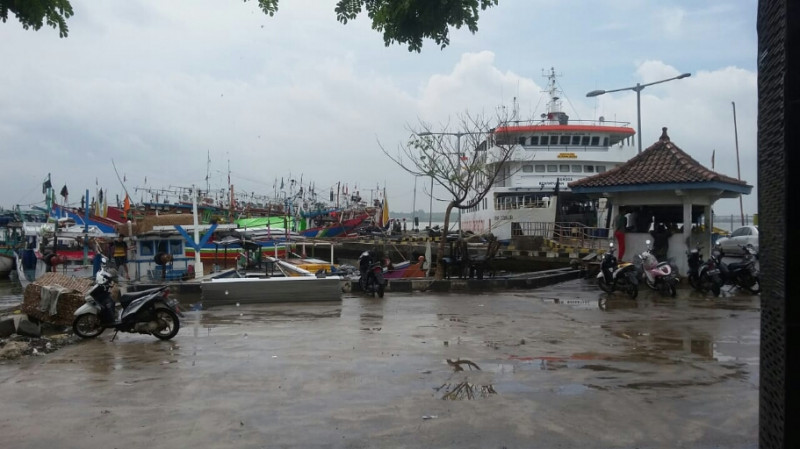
(0, 279), (759, 449)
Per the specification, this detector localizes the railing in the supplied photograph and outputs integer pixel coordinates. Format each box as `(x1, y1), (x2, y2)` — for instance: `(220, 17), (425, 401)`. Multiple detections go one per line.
(512, 221), (612, 250)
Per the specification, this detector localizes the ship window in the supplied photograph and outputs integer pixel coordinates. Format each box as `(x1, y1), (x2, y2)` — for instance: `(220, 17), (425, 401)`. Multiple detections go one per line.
(140, 241), (155, 256)
(591, 136), (600, 146)
(547, 165), (558, 172)
(603, 137), (609, 146)
(581, 136), (590, 146)
(596, 165), (607, 173)
(584, 165), (595, 173)
(530, 136), (539, 145)
(522, 164), (534, 173)
(560, 135), (570, 145)
(571, 135), (581, 145)
(518, 137), (527, 145)
(535, 165), (546, 172)
(560, 164), (570, 172)
(550, 136), (559, 145)
(571, 165), (582, 173)
(169, 239), (183, 255)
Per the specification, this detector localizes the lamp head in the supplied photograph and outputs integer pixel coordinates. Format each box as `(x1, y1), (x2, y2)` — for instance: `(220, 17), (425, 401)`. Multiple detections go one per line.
(677, 73), (691, 79)
(586, 89), (606, 97)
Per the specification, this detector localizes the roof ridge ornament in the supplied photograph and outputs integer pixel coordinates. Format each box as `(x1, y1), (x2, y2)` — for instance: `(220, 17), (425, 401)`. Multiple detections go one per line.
(659, 127), (670, 142)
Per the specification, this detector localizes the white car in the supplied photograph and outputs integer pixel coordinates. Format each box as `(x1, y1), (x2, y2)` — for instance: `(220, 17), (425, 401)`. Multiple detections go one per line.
(716, 225), (759, 256)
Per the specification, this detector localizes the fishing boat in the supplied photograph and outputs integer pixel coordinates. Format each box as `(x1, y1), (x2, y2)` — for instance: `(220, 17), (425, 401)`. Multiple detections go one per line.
(460, 68), (638, 243)
(14, 220), (113, 288)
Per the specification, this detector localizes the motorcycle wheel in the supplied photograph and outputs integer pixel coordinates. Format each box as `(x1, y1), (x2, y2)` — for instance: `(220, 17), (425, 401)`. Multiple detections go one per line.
(645, 277), (658, 291)
(688, 273), (701, 291)
(597, 277), (613, 293)
(744, 277), (761, 295)
(73, 314), (105, 338)
(667, 283), (677, 297)
(377, 284), (385, 298)
(152, 308), (180, 340)
(626, 283), (638, 299)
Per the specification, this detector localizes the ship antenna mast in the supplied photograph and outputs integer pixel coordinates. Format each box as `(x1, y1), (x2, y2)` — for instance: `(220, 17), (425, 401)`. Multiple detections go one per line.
(541, 67), (563, 114)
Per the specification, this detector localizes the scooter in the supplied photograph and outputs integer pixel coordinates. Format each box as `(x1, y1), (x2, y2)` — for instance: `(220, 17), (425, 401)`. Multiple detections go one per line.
(636, 240), (679, 297)
(686, 245), (722, 296)
(359, 261), (387, 298)
(596, 242), (639, 299)
(709, 243), (760, 295)
(358, 251), (386, 298)
(72, 260), (183, 340)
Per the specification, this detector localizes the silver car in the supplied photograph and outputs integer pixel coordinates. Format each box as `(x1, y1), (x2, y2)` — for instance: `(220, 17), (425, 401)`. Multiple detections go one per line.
(715, 225), (759, 256)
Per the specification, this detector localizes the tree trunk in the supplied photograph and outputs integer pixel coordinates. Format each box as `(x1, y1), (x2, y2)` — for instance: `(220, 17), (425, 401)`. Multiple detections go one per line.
(435, 202), (455, 280)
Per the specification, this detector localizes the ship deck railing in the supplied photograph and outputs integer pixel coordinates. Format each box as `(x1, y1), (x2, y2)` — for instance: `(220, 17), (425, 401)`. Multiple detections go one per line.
(512, 222), (612, 250)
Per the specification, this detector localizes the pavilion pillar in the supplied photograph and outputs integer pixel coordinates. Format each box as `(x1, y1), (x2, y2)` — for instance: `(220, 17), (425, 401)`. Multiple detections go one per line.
(703, 205), (713, 260)
(682, 199), (692, 274)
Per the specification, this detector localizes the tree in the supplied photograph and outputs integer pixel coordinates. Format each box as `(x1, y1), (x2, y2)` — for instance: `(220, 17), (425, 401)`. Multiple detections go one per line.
(382, 113), (519, 279)
(4, 0), (497, 51)
(0, 0), (73, 37)
(250, 0), (498, 52)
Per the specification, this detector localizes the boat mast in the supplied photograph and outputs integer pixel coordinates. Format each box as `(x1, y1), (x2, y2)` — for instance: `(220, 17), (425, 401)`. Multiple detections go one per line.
(543, 67), (564, 123)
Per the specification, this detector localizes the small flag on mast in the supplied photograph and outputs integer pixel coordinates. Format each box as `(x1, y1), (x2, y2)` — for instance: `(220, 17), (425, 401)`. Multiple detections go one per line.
(711, 150), (715, 169)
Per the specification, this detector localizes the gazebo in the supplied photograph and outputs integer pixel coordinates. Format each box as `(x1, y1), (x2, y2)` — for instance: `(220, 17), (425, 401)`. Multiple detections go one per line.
(569, 127), (752, 275)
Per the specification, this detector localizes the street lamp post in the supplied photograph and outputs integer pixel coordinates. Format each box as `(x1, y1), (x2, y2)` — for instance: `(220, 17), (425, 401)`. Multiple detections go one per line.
(586, 73), (691, 153)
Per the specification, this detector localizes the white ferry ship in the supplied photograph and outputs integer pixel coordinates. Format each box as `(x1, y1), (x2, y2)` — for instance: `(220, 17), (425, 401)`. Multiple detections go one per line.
(461, 68), (638, 242)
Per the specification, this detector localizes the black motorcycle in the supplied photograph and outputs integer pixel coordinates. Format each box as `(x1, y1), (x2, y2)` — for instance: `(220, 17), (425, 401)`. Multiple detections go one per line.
(72, 265), (183, 340)
(686, 245), (722, 296)
(359, 261), (386, 298)
(358, 251), (386, 298)
(708, 243), (760, 295)
(596, 242), (639, 299)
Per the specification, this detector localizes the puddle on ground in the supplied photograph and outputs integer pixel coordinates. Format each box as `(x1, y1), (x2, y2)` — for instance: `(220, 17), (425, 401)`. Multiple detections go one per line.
(437, 381), (497, 400)
(435, 358), (497, 400)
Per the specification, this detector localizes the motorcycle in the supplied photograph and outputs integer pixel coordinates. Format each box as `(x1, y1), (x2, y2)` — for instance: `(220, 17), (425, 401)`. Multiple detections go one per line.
(686, 245), (722, 296)
(358, 252), (387, 298)
(72, 260), (183, 340)
(596, 242), (639, 299)
(635, 240), (679, 297)
(709, 243), (760, 295)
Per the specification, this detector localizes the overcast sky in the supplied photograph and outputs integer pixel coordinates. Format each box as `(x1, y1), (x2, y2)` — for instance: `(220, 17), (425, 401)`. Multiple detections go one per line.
(0, 0), (757, 218)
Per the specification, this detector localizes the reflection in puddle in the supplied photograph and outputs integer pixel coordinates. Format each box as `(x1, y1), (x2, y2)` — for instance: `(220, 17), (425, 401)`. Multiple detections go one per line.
(435, 358), (497, 400)
(437, 381), (497, 400)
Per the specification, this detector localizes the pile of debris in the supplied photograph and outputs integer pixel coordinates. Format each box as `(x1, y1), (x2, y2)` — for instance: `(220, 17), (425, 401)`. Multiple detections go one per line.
(21, 272), (94, 327)
(1, 272), (96, 361)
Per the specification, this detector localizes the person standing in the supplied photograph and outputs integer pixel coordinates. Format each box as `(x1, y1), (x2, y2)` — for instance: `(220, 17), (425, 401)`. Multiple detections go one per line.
(615, 209), (627, 260)
(112, 236), (129, 280)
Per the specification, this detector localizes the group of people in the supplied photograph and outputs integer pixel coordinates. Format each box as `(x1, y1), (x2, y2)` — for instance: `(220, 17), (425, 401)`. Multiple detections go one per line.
(614, 207), (674, 262)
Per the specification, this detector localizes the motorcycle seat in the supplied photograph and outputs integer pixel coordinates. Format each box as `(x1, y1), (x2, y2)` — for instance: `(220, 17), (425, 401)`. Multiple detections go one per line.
(120, 287), (166, 306)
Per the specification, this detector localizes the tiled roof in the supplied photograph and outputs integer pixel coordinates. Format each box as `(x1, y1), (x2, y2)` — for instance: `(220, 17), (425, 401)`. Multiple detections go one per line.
(568, 127), (750, 189)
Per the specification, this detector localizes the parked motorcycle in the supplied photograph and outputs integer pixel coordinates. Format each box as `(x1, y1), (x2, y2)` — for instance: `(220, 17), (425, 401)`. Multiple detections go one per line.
(686, 245), (722, 296)
(358, 252), (387, 298)
(709, 243), (760, 295)
(636, 240), (679, 297)
(72, 259), (183, 340)
(596, 242), (639, 299)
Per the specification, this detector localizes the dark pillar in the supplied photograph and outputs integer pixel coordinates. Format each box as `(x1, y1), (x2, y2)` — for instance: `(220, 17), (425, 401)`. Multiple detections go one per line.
(758, 1), (799, 446)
